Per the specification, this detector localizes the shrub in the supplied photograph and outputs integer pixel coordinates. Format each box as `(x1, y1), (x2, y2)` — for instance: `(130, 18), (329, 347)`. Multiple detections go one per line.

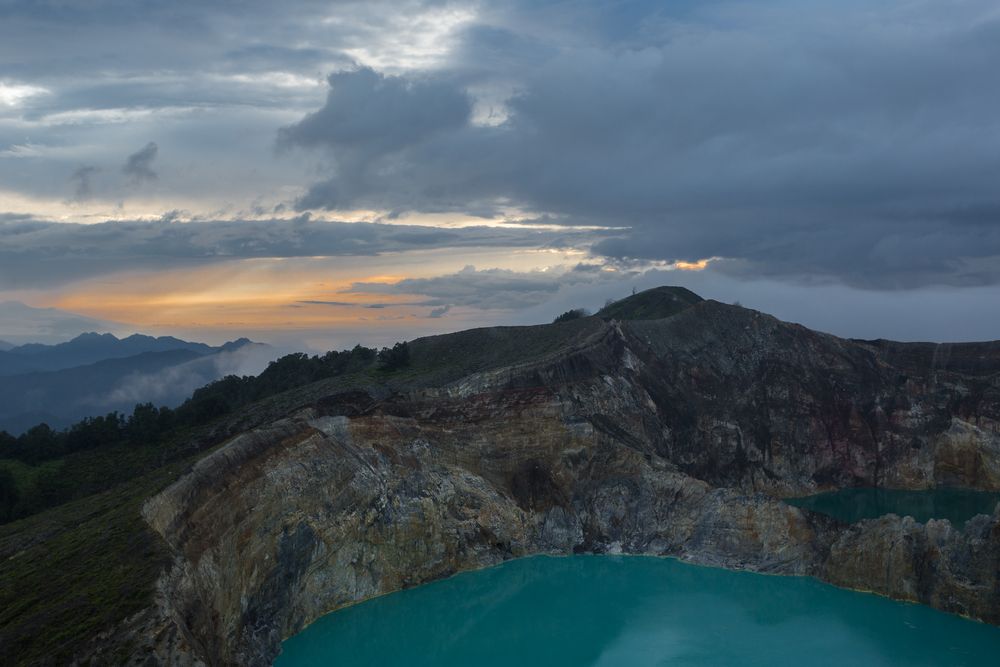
(552, 308), (589, 324)
(377, 342), (410, 371)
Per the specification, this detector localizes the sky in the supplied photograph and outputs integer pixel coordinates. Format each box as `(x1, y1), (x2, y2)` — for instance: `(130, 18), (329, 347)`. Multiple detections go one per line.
(2, 0), (1000, 349)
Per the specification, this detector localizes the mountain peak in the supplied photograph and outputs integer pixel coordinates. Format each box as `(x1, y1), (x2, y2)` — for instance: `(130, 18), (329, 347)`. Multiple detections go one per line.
(70, 332), (119, 342)
(122, 333), (157, 342)
(217, 337), (256, 352)
(596, 286), (704, 321)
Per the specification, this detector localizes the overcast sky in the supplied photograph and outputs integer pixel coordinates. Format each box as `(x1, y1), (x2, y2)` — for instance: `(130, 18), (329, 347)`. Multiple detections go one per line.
(2, 0), (999, 348)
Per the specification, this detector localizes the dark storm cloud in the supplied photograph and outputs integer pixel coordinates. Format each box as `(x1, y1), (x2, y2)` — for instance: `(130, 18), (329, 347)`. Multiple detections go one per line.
(280, 67), (471, 155)
(280, 0), (1000, 288)
(279, 67), (473, 211)
(122, 142), (158, 183)
(0, 216), (599, 289)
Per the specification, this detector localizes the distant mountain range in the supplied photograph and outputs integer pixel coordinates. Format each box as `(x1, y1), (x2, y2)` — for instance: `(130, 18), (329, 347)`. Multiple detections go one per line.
(0, 301), (122, 345)
(0, 332), (245, 377)
(0, 333), (274, 434)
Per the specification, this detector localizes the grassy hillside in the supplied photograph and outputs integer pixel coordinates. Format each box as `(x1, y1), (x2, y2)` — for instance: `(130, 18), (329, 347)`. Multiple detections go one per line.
(0, 464), (176, 664)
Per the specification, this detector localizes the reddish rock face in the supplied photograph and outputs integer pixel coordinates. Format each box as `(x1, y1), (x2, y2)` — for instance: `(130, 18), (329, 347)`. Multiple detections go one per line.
(102, 299), (1000, 665)
(622, 304), (1000, 494)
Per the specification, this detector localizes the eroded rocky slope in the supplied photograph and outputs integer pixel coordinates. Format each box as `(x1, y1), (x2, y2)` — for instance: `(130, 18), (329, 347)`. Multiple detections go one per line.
(83, 296), (1000, 665)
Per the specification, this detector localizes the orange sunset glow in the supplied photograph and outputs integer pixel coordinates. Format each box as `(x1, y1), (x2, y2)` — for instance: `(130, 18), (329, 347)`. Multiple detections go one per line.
(36, 246), (605, 335)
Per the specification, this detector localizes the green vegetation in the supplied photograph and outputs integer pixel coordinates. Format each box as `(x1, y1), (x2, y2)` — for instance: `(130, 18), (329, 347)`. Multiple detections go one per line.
(596, 286), (704, 321)
(0, 467), (15, 523)
(552, 308), (590, 324)
(0, 458), (184, 665)
(377, 341), (410, 371)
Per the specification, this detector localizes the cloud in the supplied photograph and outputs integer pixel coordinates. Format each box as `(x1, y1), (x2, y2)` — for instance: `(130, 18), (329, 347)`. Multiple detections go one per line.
(279, 66), (473, 211)
(70, 165), (100, 200)
(122, 141), (158, 183)
(0, 216), (601, 289)
(4, 0), (1000, 294)
(428, 304), (450, 318)
(0, 0), (481, 210)
(93, 342), (277, 408)
(280, 67), (471, 156)
(298, 300), (356, 307)
(347, 264), (639, 311)
(278, 0), (1000, 288)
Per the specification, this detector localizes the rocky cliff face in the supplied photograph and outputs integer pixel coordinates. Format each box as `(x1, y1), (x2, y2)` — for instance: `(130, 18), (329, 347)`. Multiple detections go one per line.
(99, 298), (1000, 665)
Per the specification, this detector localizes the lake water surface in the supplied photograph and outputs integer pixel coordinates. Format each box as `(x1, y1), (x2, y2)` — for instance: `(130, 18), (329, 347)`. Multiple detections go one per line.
(785, 487), (1000, 528)
(275, 555), (1000, 666)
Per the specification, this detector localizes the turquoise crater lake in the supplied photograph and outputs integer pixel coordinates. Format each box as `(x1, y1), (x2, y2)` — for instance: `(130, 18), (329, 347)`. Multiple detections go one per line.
(275, 555), (1000, 666)
(785, 487), (1000, 529)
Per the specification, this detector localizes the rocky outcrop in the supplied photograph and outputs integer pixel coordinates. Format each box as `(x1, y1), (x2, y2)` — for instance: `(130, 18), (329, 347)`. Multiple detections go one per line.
(824, 510), (1000, 622)
(110, 298), (1000, 665)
